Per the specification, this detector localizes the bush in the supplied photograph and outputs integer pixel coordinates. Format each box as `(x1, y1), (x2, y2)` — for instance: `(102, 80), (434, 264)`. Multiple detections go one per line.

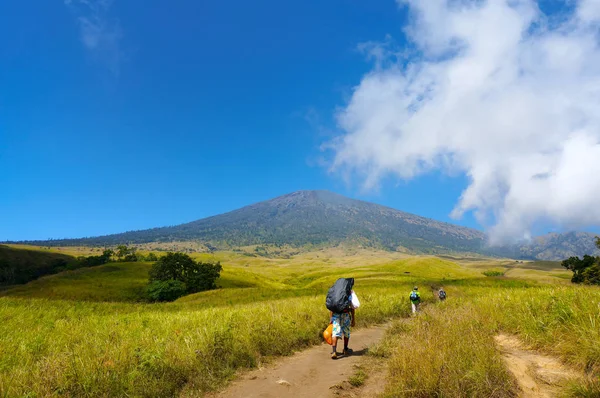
(148, 252), (222, 295)
(483, 270), (505, 277)
(581, 264), (600, 285)
(146, 253), (158, 261)
(122, 254), (138, 262)
(146, 279), (187, 302)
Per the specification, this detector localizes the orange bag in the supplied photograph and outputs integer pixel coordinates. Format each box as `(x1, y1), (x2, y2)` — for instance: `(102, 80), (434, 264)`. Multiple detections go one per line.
(323, 323), (333, 345)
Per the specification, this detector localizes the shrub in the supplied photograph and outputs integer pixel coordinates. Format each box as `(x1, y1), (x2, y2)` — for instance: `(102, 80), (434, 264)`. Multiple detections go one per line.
(146, 279), (187, 302)
(483, 270), (505, 277)
(581, 263), (600, 285)
(146, 253), (158, 261)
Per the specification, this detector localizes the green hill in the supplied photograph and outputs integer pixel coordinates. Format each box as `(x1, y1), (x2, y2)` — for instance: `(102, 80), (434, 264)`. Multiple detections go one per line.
(0, 261), (150, 301)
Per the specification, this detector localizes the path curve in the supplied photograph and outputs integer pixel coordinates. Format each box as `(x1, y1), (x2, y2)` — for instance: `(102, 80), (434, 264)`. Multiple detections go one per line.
(208, 324), (388, 398)
(495, 334), (580, 398)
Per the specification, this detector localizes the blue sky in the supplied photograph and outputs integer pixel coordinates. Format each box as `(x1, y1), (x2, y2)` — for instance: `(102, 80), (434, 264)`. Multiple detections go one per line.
(1, 0), (598, 241)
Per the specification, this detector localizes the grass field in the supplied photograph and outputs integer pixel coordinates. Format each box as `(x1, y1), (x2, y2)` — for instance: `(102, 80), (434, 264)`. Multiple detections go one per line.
(0, 247), (598, 397)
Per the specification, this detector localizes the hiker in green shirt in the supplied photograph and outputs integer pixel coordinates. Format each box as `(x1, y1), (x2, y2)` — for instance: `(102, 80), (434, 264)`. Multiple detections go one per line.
(409, 286), (421, 314)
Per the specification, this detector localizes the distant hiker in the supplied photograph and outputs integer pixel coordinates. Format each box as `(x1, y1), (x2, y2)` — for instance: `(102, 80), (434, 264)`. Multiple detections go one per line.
(326, 278), (357, 359)
(409, 286), (421, 314)
(438, 287), (447, 301)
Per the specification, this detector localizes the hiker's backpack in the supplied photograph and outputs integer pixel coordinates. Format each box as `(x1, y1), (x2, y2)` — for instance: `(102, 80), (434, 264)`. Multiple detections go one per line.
(409, 291), (419, 301)
(326, 278), (354, 313)
(439, 290), (446, 300)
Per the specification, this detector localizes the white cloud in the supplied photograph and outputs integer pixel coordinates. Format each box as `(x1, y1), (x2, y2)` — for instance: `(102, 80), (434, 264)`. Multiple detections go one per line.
(65, 0), (123, 75)
(578, 0), (600, 22)
(330, 0), (600, 244)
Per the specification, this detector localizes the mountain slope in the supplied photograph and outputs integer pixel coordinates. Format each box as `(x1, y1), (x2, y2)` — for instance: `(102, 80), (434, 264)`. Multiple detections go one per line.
(13, 190), (599, 260)
(516, 232), (599, 261)
(20, 191), (490, 254)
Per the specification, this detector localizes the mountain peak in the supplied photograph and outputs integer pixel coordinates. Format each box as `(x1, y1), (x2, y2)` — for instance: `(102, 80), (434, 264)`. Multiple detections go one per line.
(12, 190), (599, 260)
(269, 190), (362, 207)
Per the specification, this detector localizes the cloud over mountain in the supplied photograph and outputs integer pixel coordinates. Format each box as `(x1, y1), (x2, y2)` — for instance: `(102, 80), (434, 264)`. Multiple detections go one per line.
(330, 0), (600, 244)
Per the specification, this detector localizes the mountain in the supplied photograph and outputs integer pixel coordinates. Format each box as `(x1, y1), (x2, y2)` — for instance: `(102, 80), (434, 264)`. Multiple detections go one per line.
(12, 190), (599, 260)
(515, 231), (599, 261)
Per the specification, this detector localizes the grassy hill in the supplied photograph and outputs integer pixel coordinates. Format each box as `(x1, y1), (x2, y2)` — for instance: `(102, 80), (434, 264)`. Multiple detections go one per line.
(0, 244), (77, 286)
(0, 250), (598, 397)
(0, 262), (151, 301)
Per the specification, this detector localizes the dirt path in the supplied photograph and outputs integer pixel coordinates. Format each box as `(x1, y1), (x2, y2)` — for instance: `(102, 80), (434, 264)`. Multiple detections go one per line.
(209, 324), (388, 398)
(494, 334), (580, 397)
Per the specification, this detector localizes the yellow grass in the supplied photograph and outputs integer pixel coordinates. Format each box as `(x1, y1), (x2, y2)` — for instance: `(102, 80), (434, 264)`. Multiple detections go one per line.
(0, 247), (598, 397)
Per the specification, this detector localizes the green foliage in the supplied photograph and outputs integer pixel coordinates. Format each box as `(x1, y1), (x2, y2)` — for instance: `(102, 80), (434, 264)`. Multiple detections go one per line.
(348, 369), (367, 387)
(115, 245), (138, 262)
(581, 263), (600, 285)
(146, 279), (186, 302)
(483, 270), (505, 277)
(561, 254), (600, 284)
(75, 249), (113, 267)
(148, 252), (222, 296)
(145, 252), (158, 261)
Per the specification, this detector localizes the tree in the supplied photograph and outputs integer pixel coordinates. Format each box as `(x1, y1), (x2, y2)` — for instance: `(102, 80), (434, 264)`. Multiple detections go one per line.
(147, 279), (186, 302)
(102, 249), (114, 262)
(561, 254), (600, 284)
(148, 252), (222, 296)
(115, 245), (138, 262)
(123, 246), (138, 262)
(185, 261), (223, 292)
(146, 252), (158, 261)
(115, 245), (129, 261)
(596, 236), (600, 250)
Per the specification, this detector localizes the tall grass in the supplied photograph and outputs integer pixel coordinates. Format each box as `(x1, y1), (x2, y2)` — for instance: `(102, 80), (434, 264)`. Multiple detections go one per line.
(377, 282), (600, 397)
(1, 254), (442, 397)
(2, 251), (598, 397)
(373, 303), (518, 397)
(476, 285), (600, 376)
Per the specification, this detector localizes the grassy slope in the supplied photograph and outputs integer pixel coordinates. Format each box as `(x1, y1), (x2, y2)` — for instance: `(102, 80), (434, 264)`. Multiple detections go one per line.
(0, 245), (77, 286)
(0, 252), (476, 397)
(0, 249), (598, 397)
(0, 262), (151, 302)
(375, 280), (600, 397)
(3, 244), (100, 257)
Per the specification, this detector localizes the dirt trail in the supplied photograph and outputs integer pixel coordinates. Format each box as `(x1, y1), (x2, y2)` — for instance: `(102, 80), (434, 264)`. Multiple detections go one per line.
(209, 324), (388, 398)
(494, 334), (580, 397)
